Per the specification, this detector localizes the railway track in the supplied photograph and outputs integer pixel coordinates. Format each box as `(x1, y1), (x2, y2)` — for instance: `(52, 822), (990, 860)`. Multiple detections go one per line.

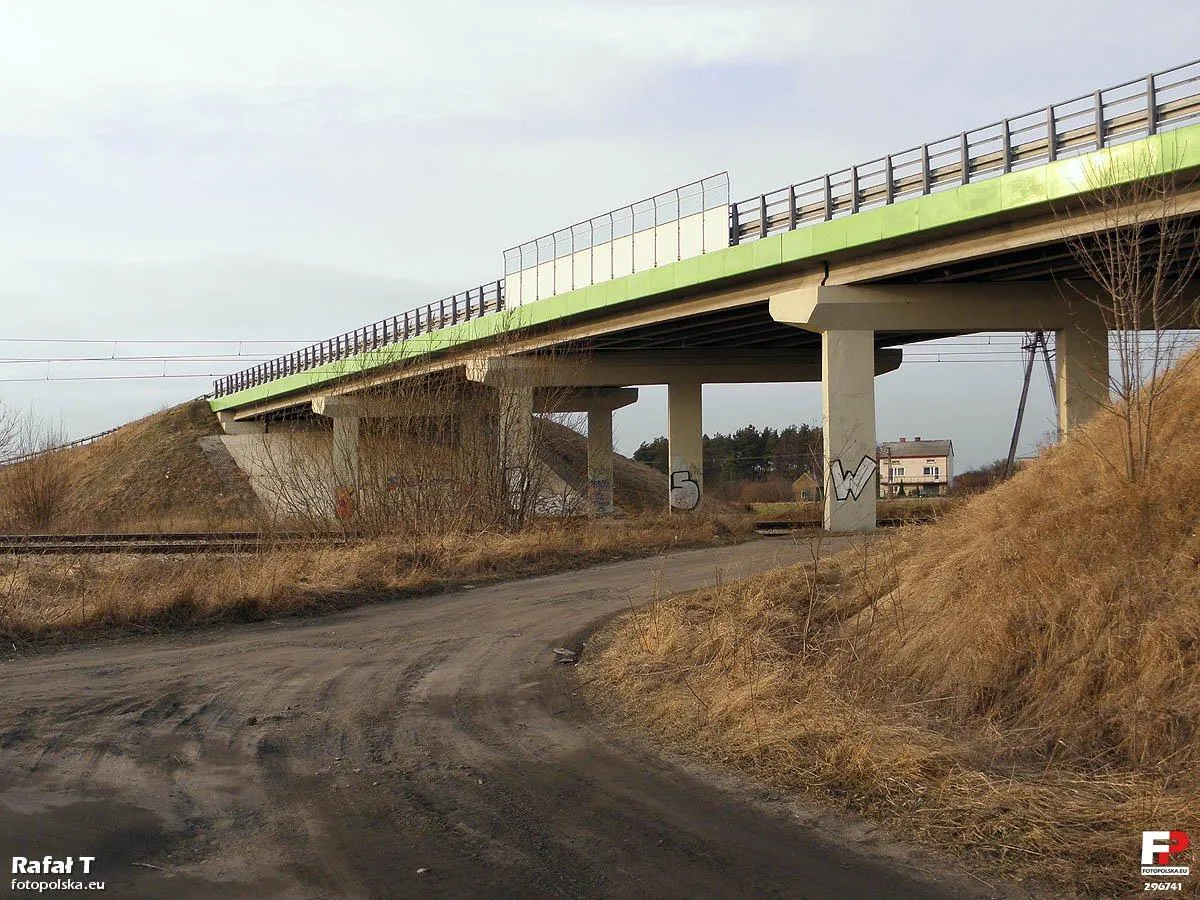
(0, 531), (353, 555)
(3, 523), (940, 550)
(753, 515), (938, 535)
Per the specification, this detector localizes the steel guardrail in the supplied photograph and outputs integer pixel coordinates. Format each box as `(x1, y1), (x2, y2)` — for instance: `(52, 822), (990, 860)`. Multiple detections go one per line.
(730, 59), (1200, 243)
(753, 515), (938, 534)
(212, 280), (504, 398)
(213, 59), (1200, 401)
(0, 426), (122, 468)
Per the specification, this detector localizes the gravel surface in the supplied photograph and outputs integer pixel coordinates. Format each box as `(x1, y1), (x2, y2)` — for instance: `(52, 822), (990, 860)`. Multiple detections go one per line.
(0, 538), (1022, 899)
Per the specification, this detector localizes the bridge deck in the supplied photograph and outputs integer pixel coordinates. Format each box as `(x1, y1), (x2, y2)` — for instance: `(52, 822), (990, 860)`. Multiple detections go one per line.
(210, 114), (1200, 416)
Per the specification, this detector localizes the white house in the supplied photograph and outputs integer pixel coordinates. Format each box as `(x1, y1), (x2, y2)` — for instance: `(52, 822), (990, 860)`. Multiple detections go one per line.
(877, 438), (954, 498)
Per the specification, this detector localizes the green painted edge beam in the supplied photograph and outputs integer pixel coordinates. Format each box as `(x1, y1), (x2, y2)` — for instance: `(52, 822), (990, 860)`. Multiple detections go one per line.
(211, 123), (1200, 413)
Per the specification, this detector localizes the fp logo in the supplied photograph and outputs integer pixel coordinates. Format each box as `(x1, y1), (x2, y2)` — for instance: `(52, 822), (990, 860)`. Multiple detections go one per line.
(1141, 831), (1190, 875)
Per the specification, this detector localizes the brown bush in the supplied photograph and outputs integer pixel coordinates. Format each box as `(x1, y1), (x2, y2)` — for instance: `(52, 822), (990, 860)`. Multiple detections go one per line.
(737, 479), (793, 504)
(0, 416), (72, 532)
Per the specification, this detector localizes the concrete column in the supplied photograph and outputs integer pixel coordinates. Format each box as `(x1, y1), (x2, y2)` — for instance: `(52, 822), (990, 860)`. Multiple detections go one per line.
(822, 330), (877, 532)
(312, 397), (362, 520)
(331, 415), (357, 487)
(667, 381), (703, 511)
(586, 406), (615, 516)
(498, 385), (534, 520)
(1056, 313), (1109, 436)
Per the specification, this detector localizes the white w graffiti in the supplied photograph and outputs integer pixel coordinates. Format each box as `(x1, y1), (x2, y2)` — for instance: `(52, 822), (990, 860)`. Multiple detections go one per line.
(830, 456), (877, 502)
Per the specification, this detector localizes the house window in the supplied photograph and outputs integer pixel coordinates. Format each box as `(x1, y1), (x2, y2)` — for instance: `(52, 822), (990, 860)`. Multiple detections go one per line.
(923, 465), (940, 478)
(890, 466), (904, 478)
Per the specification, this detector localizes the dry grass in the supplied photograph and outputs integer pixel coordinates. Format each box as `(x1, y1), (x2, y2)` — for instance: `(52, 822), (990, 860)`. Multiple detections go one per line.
(751, 497), (954, 523)
(0, 401), (261, 533)
(586, 359), (1200, 897)
(0, 401), (680, 533)
(0, 514), (751, 644)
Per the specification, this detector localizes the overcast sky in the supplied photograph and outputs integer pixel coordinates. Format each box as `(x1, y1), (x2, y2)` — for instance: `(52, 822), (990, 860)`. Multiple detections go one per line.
(2, 0), (1198, 468)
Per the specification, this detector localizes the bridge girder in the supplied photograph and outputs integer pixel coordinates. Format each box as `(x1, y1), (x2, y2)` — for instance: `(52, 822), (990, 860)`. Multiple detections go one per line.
(465, 348), (902, 388)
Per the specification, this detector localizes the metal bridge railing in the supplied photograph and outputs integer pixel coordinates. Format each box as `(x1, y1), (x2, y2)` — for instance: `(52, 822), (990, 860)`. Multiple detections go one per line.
(212, 280), (504, 398)
(215, 59), (1200, 400)
(0, 426), (122, 468)
(729, 59), (1200, 244)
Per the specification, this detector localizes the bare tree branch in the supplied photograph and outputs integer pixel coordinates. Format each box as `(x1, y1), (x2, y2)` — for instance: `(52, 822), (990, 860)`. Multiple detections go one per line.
(1061, 145), (1200, 482)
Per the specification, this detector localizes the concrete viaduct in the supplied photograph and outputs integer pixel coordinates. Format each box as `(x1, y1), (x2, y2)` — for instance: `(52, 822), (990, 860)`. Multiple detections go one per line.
(210, 60), (1200, 530)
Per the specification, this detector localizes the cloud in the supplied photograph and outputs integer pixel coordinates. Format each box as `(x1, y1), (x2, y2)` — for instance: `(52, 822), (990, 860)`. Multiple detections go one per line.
(0, 0), (857, 137)
(0, 255), (444, 340)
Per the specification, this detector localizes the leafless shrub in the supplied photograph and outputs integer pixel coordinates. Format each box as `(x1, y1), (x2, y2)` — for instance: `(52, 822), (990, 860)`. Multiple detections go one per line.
(0, 412), (72, 531)
(1062, 146), (1200, 481)
(245, 337), (590, 539)
(0, 402), (17, 461)
(737, 479), (792, 504)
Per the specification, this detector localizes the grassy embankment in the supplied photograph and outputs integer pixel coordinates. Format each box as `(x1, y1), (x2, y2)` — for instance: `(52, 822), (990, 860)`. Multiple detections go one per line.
(587, 362), (1200, 896)
(0, 400), (757, 643)
(0, 401), (261, 533)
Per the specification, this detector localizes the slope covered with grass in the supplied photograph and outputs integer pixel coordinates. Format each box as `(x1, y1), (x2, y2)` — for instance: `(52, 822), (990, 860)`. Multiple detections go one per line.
(1, 403), (678, 532)
(587, 358), (1200, 895)
(0, 401), (261, 532)
(536, 418), (671, 514)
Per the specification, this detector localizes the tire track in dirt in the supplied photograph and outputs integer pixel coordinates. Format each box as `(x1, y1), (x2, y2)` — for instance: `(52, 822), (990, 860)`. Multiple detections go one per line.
(0, 539), (1029, 899)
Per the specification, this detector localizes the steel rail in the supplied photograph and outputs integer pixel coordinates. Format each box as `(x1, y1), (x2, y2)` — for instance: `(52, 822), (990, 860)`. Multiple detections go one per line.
(753, 515), (939, 534)
(0, 531), (355, 555)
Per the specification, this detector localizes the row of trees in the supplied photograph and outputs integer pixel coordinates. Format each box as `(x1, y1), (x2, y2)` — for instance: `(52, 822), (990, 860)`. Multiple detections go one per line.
(634, 423), (822, 486)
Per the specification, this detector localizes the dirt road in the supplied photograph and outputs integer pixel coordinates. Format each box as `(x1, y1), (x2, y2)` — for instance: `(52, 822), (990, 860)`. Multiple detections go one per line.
(0, 538), (1018, 899)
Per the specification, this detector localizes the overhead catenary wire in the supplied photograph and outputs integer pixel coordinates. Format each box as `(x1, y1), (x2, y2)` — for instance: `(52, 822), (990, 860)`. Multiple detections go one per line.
(0, 329), (1195, 384)
(0, 355), (279, 364)
(0, 353), (1184, 383)
(0, 338), (316, 345)
(0, 373), (241, 383)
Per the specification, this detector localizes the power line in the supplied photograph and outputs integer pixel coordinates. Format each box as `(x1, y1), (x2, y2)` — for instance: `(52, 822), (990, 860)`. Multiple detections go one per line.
(0, 338), (315, 345)
(0, 355), (277, 365)
(0, 359), (1021, 384)
(0, 373), (223, 383)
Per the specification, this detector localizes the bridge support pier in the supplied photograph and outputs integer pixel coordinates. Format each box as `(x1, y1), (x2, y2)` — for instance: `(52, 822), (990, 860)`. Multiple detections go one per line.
(312, 397), (361, 519)
(1056, 313), (1109, 436)
(332, 416), (360, 496)
(528, 387), (636, 517)
(499, 386), (534, 524)
(587, 405), (615, 517)
(822, 330), (878, 532)
(667, 381), (703, 512)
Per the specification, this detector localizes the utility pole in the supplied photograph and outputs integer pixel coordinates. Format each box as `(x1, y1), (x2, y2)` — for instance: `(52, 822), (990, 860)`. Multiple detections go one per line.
(1004, 330), (1056, 480)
